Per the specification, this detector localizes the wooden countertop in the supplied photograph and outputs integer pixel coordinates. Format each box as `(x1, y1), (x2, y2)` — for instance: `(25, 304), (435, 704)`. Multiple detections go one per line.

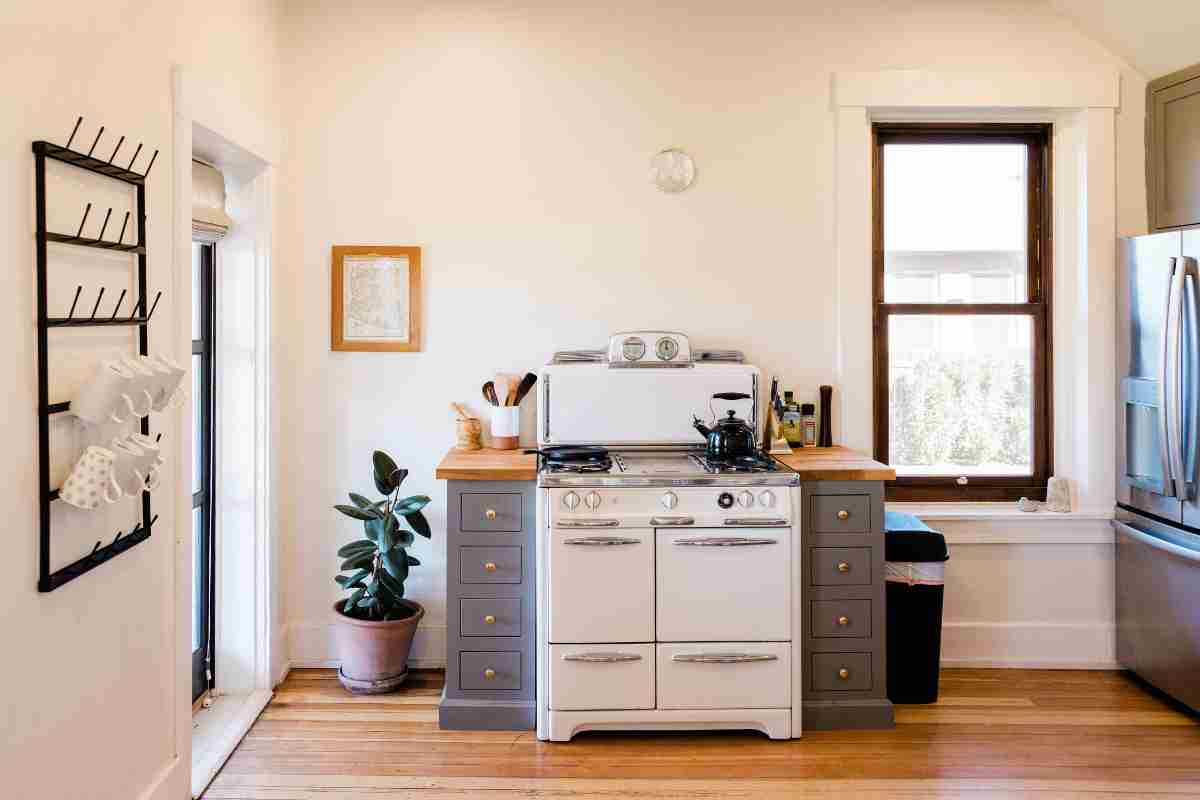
(436, 445), (893, 482)
(435, 448), (538, 481)
(771, 446), (896, 481)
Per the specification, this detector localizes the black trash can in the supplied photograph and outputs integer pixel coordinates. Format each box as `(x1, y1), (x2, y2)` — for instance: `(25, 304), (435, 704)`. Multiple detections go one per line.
(884, 512), (950, 704)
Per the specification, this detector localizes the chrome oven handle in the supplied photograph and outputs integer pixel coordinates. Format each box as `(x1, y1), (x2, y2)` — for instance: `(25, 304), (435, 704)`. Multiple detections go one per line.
(673, 536), (778, 547)
(723, 518), (788, 527)
(562, 652), (643, 663)
(650, 516), (695, 526)
(557, 519), (620, 528)
(563, 536), (640, 546)
(671, 653), (779, 664)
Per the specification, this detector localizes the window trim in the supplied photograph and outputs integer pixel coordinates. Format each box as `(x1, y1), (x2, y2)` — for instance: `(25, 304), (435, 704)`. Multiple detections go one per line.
(192, 240), (216, 702)
(872, 123), (1053, 502)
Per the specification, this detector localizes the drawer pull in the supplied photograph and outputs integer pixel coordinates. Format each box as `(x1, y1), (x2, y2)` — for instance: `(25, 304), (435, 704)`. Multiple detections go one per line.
(484, 562), (498, 572)
(650, 516), (695, 526)
(837, 615), (850, 626)
(837, 509), (850, 521)
(723, 518), (789, 527)
(484, 615), (496, 625)
(485, 509), (497, 520)
(561, 652), (643, 663)
(483, 668), (497, 680)
(837, 561), (851, 573)
(558, 519), (620, 528)
(838, 668), (851, 680)
(674, 536), (778, 547)
(563, 536), (640, 546)
(672, 653), (779, 664)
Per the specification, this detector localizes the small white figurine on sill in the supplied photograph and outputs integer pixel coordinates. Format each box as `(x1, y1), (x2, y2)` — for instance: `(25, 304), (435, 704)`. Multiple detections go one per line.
(1046, 476), (1072, 512)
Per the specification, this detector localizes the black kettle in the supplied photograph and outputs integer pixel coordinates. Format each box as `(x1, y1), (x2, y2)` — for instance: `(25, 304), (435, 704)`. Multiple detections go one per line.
(692, 392), (756, 460)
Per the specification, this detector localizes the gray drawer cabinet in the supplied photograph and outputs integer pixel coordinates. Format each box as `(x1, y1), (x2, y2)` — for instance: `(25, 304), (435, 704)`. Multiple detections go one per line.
(439, 479), (536, 730)
(800, 481), (894, 730)
(1149, 63), (1200, 231)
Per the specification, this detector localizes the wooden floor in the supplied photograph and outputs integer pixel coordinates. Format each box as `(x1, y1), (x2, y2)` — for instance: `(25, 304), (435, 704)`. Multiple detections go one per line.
(206, 668), (1200, 799)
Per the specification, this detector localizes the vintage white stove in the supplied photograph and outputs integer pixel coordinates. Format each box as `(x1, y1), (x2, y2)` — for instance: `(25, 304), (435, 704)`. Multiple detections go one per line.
(534, 332), (802, 741)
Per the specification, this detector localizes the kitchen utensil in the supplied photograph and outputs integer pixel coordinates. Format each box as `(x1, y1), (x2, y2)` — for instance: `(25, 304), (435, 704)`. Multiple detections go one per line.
(451, 402), (473, 420)
(513, 372), (537, 406)
(692, 392), (757, 461)
(482, 381), (499, 406)
(818, 385), (833, 447)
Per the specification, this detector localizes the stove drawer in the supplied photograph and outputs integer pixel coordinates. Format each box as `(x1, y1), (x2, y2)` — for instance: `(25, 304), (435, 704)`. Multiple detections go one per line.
(549, 643), (655, 710)
(656, 529), (790, 642)
(656, 642), (791, 709)
(549, 529), (654, 643)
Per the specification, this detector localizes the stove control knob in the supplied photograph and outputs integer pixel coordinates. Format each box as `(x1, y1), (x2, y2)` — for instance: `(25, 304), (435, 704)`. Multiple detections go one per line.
(759, 490), (776, 508)
(717, 492), (734, 509)
(562, 492), (581, 511)
(584, 491), (602, 510)
(660, 491), (679, 510)
(737, 490), (755, 508)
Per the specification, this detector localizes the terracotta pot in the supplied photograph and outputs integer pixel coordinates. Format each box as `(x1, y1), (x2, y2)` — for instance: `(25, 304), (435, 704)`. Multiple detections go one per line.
(332, 598), (424, 693)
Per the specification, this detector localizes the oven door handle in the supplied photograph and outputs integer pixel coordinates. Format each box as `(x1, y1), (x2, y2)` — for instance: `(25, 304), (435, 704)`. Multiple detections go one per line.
(557, 519), (620, 528)
(563, 536), (640, 546)
(671, 653), (779, 664)
(650, 516), (695, 526)
(673, 536), (778, 546)
(723, 518), (789, 527)
(561, 652), (643, 663)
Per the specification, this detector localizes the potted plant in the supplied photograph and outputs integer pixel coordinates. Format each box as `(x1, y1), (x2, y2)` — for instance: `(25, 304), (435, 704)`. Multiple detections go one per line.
(331, 450), (431, 694)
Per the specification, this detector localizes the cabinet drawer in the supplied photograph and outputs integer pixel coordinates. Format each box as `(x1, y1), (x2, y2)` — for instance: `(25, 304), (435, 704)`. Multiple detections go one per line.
(810, 651), (873, 693)
(657, 642), (790, 709)
(460, 597), (522, 637)
(810, 547), (871, 586)
(460, 546), (522, 584)
(810, 599), (872, 638)
(460, 492), (523, 532)
(549, 529), (654, 643)
(549, 643), (654, 711)
(810, 494), (871, 533)
(460, 651), (521, 690)
(656, 529), (790, 641)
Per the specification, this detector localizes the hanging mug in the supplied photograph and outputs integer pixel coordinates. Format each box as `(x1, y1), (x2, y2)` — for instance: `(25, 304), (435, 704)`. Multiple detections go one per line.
(117, 356), (158, 418)
(126, 433), (164, 490)
(147, 355), (187, 412)
(72, 360), (139, 424)
(110, 438), (151, 496)
(59, 446), (123, 510)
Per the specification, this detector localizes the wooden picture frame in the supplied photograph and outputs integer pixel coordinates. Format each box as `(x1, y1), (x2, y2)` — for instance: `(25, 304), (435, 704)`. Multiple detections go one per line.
(331, 245), (422, 352)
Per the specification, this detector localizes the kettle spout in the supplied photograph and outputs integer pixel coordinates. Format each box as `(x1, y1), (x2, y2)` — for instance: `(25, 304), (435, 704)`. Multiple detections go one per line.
(692, 415), (712, 438)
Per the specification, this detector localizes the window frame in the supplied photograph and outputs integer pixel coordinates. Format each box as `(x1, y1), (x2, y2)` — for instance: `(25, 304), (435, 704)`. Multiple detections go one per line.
(872, 123), (1053, 501)
(192, 240), (216, 702)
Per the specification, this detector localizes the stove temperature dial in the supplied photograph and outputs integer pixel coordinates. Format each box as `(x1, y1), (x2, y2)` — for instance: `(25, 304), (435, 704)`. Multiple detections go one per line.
(737, 490), (755, 508)
(562, 491), (581, 511)
(759, 490), (776, 509)
(660, 491), (679, 510)
(584, 491), (602, 510)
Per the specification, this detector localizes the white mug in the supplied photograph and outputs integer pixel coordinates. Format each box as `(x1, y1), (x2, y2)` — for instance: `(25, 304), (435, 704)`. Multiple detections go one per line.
(72, 361), (138, 424)
(126, 433), (164, 490)
(147, 355), (186, 412)
(59, 446), (123, 510)
(110, 438), (151, 496)
(118, 356), (158, 418)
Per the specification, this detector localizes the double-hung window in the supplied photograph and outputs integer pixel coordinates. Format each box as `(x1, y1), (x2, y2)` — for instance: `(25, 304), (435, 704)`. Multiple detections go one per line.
(873, 124), (1052, 501)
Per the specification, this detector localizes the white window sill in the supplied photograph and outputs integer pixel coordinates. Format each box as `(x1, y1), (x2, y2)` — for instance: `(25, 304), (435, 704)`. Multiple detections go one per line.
(886, 503), (1115, 545)
(191, 689), (272, 798)
(888, 502), (1114, 522)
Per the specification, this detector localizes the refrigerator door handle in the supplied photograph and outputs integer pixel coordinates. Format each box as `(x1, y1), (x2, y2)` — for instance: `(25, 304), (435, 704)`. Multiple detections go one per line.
(1166, 258), (1188, 500)
(1159, 257), (1180, 498)
(1174, 257), (1200, 500)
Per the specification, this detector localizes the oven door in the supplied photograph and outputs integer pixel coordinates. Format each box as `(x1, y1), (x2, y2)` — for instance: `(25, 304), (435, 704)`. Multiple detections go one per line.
(547, 525), (654, 644)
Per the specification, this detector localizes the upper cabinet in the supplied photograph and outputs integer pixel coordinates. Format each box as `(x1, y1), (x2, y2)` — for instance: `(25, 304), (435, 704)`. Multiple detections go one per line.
(1149, 64), (1200, 231)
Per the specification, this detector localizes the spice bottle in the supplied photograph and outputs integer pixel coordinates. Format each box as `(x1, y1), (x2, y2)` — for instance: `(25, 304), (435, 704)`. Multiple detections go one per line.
(800, 403), (817, 448)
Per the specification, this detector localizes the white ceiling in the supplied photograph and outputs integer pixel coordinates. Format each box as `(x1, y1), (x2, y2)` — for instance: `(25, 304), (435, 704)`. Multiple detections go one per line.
(1048, 0), (1200, 79)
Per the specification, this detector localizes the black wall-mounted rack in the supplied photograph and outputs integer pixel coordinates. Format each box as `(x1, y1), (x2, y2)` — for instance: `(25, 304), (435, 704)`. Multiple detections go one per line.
(35, 118), (160, 592)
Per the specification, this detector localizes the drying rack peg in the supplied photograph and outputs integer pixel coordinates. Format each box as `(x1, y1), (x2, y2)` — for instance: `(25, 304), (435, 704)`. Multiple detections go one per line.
(155, 433), (162, 443)
(75, 203), (92, 238)
(109, 288), (127, 320)
(86, 126), (105, 158)
(116, 211), (130, 245)
(65, 116), (83, 150)
(90, 541), (102, 558)
(66, 286), (82, 321)
(112, 530), (123, 545)
(108, 135), (124, 165)
(126, 143), (142, 171)
(142, 150), (158, 179)
(95, 207), (113, 242)
(88, 287), (106, 320)
(145, 291), (163, 321)
(128, 296), (144, 320)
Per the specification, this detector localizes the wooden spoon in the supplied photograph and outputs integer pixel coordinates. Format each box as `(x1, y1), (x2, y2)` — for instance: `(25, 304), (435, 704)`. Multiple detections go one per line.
(513, 372), (538, 405)
(482, 381), (499, 406)
(450, 402), (473, 420)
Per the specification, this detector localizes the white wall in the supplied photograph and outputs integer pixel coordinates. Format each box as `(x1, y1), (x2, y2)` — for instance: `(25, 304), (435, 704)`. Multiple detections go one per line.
(276, 0), (1147, 668)
(0, 4), (280, 799)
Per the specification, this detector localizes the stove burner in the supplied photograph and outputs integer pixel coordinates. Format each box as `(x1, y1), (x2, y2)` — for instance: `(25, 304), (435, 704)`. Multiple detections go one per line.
(529, 445), (613, 474)
(694, 453), (780, 474)
(545, 458), (614, 474)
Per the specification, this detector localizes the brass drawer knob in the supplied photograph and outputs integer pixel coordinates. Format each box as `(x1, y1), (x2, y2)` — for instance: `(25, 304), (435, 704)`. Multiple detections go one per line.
(485, 509), (497, 520)
(837, 561), (851, 573)
(837, 509), (850, 520)
(484, 615), (496, 625)
(484, 562), (498, 572)
(838, 668), (851, 680)
(837, 615), (850, 626)
(484, 668), (496, 680)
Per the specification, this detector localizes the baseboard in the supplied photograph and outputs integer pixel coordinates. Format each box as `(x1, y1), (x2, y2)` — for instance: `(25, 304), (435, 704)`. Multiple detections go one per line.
(288, 620), (447, 669)
(941, 621), (1118, 669)
(136, 756), (185, 800)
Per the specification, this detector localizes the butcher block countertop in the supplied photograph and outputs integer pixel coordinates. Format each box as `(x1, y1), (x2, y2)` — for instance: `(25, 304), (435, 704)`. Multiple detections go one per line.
(435, 448), (538, 481)
(435, 445), (893, 482)
(772, 446), (896, 481)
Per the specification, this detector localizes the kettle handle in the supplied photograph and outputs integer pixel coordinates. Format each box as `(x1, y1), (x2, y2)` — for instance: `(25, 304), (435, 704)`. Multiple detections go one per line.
(712, 392), (750, 401)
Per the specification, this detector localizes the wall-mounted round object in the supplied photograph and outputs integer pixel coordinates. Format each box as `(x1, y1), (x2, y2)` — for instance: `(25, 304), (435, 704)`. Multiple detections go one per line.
(650, 148), (695, 193)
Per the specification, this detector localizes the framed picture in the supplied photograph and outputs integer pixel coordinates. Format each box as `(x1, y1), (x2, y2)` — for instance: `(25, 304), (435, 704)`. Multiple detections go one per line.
(331, 245), (422, 352)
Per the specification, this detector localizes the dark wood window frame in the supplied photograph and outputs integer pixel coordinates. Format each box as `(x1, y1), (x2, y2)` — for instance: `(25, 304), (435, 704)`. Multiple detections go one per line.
(872, 123), (1053, 502)
(193, 241), (216, 702)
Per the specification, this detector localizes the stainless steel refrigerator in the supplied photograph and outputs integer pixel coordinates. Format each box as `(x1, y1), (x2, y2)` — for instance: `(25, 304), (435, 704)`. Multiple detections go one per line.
(1116, 230), (1200, 712)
